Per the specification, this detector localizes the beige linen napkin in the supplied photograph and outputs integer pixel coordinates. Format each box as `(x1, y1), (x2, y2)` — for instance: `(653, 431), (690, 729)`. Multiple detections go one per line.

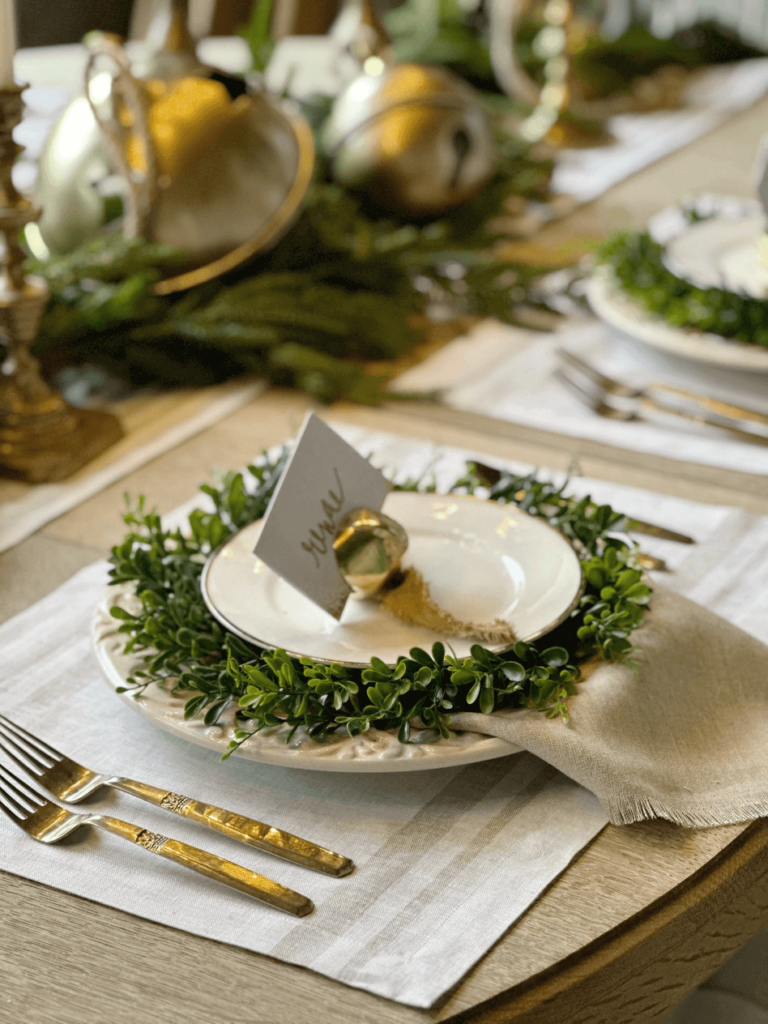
(450, 586), (768, 828)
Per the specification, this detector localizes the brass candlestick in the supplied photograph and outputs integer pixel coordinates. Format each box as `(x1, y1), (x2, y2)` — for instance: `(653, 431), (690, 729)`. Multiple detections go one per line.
(0, 83), (123, 482)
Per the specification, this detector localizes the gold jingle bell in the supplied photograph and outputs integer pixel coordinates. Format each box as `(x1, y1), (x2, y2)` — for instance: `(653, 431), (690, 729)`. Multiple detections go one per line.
(323, 0), (496, 217)
(33, 0), (314, 295)
(333, 507), (408, 598)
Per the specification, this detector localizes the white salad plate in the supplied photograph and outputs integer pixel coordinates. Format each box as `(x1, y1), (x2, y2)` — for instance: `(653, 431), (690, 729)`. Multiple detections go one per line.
(662, 213), (768, 299)
(587, 268), (768, 372)
(201, 491), (583, 668)
(93, 492), (581, 772)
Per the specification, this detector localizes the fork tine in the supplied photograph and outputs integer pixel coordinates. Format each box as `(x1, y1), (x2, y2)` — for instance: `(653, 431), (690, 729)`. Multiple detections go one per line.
(0, 766), (30, 818)
(0, 714), (63, 762)
(558, 347), (599, 380)
(0, 764), (46, 805)
(558, 348), (620, 393)
(0, 765), (46, 816)
(0, 785), (29, 819)
(554, 367), (602, 406)
(0, 732), (51, 776)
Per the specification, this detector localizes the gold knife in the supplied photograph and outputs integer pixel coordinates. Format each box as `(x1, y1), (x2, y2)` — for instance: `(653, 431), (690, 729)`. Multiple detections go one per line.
(470, 463), (695, 545)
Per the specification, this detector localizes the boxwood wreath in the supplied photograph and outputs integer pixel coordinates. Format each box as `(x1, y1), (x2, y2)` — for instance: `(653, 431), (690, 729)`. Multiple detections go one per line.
(108, 453), (652, 758)
(598, 207), (768, 347)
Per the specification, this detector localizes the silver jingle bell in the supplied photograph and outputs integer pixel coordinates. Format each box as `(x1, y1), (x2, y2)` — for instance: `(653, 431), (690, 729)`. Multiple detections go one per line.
(333, 507), (408, 598)
(323, 60), (496, 218)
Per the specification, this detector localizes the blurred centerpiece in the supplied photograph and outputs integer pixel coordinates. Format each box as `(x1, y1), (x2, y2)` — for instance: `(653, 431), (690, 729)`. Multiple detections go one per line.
(35, 0), (314, 294)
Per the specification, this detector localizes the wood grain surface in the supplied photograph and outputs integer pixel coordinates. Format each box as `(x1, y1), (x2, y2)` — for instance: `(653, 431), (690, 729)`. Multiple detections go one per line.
(2, 94), (768, 1024)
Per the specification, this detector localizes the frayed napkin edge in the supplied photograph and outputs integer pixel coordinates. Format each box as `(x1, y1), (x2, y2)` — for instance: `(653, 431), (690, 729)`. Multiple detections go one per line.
(599, 790), (768, 829)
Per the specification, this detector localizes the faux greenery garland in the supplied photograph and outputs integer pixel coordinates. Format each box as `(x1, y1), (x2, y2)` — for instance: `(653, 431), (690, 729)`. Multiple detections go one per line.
(598, 226), (768, 347)
(108, 453), (651, 759)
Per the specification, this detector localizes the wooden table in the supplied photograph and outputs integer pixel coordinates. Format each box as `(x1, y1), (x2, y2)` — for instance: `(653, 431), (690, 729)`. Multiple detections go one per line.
(3, 98), (768, 1024)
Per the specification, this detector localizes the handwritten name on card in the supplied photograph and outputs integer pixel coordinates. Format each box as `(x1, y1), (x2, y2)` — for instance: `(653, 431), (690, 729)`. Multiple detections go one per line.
(253, 414), (389, 619)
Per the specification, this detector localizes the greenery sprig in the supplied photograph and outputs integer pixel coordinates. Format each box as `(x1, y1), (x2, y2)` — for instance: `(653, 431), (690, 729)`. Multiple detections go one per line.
(108, 453), (651, 759)
(598, 227), (768, 347)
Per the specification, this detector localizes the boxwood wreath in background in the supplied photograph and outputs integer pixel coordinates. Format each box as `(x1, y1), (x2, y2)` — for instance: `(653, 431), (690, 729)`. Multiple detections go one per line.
(108, 452), (652, 758)
(598, 208), (768, 347)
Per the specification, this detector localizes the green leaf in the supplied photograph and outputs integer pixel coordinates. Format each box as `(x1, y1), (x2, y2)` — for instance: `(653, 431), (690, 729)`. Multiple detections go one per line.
(616, 569), (642, 592)
(623, 582), (652, 603)
(415, 666), (433, 685)
(586, 566), (606, 589)
(540, 646), (569, 668)
(183, 694), (207, 720)
(242, 666), (278, 691)
(450, 669), (476, 685)
(479, 679), (495, 715)
(409, 647), (434, 667)
(501, 662), (526, 683)
(109, 606), (136, 621)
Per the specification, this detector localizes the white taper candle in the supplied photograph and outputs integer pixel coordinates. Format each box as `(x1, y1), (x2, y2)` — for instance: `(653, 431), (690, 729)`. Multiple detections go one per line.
(0, 0), (17, 89)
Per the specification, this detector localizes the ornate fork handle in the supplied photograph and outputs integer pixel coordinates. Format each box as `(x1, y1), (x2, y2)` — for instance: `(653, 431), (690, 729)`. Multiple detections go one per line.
(94, 815), (313, 917)
(112, 778), (353, 877)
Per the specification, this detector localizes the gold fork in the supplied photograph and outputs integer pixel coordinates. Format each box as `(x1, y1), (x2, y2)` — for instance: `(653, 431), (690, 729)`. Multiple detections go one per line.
(0, 763), (313, 917)
(0, 714), (352, 877)
(558, 348), (768, 428)
(554, 363), (768, 448)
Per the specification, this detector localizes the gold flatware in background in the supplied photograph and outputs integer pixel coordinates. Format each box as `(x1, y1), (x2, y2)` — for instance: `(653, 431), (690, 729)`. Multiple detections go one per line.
(470, 462), (694, 545)
(554, 363), (768, 449)
(624, 520), (693, 545)
(0, 764), (313, 917)
(558, 348), (768, 429)
(635, 552), (669, 572)
(0, 715), (352, 878)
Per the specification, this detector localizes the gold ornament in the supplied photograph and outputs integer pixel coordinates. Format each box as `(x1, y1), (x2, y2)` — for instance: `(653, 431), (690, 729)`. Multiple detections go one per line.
(333, 506), (516, 645)
(333, 507), (408, 598)
(323, 0), (496, 217)
(33, 0), (314, 295)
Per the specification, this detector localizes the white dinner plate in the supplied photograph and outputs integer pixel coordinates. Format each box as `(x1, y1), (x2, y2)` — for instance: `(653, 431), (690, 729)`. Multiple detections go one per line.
(92, 492), (582, 772)
(201, 491), (583, 668)
(93, 585), (522, 773)
(587, 268), (768, 372)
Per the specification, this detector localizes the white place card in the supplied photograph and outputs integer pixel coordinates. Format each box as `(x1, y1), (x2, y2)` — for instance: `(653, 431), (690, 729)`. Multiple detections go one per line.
(253, 413), (390, 619)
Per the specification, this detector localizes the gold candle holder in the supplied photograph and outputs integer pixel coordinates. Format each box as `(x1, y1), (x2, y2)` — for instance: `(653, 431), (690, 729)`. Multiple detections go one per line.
(0, 83), (123, 482)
